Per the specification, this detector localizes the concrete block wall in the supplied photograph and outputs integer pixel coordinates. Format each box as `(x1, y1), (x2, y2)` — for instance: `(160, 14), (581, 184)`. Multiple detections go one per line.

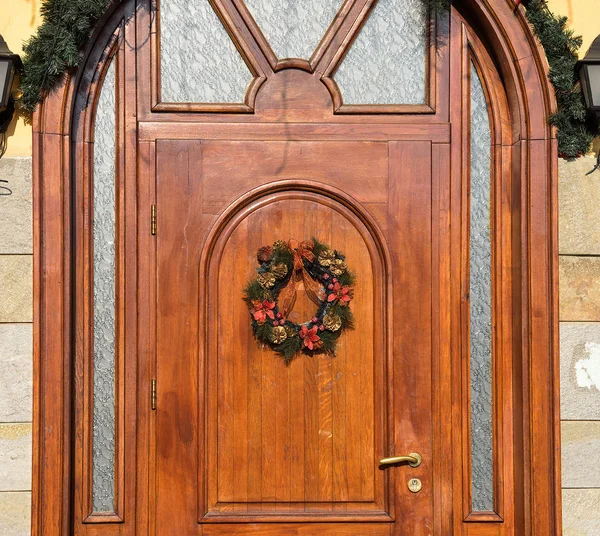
(0, 157), (33, 536)
(559, 156), (600, 535)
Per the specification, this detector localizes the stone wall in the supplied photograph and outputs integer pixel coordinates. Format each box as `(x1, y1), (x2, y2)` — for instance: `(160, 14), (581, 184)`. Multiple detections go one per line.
(0, 157), (33, 535)
(559, 155), (600, 535)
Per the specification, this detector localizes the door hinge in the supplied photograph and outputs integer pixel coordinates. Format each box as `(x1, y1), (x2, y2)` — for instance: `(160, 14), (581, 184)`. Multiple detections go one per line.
(151, 378), (157, 410)
(151, 204), (157, 236)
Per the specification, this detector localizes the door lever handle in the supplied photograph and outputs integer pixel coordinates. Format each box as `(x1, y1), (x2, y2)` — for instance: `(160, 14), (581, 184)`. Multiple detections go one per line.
(379, 452), (422, 468)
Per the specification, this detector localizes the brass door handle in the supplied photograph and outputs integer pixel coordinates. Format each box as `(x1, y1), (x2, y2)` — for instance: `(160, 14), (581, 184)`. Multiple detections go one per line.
(379, 452), (422, 468)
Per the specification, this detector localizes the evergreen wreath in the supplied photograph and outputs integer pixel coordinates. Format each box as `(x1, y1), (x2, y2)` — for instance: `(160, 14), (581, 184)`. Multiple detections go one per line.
(244, 238), (355, 364)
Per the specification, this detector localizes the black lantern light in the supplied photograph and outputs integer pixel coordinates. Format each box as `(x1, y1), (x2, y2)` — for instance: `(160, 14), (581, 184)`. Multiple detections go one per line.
(0, 35), (21, 114)
(0, 35), (21, 159)
(578, 35), (600, 119)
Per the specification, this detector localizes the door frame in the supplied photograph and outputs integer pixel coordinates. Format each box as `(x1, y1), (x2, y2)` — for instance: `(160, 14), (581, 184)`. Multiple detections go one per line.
(31, 0), (561, 534)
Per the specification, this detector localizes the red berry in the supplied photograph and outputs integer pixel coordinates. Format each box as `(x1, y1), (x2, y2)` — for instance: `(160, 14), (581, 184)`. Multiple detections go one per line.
(323, 273), (329, 279)
(279, 319), (286, 325)
(272, 321), (278, 326)
(328, 283), (334, 290)
(319, 325), (325, 331)
(333, 278), (338, 283)
(312, 317), (318, 323)
(277, 312), (283, 319)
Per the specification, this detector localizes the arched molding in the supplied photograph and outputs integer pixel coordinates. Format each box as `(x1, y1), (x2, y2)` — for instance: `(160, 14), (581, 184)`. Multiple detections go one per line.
(200, 179), (393, 284)
(197, 180), (393, 523)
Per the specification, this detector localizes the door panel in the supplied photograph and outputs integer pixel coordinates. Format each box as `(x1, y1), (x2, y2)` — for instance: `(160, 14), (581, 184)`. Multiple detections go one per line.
(154, 139), (434, 534)
(208, 195), (382, 520)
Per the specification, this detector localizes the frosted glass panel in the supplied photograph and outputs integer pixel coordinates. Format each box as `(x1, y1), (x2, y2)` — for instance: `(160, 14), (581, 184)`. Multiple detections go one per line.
(469, 62), (493, 513)
(334, 0), (427, 105)
(92, 60), (116, 513)
(244, 0), (342, 59)
(160, 0), (253, 103)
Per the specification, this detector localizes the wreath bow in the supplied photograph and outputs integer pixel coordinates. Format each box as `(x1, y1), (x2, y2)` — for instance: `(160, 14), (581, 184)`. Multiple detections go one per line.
(278, 239), (326, 317)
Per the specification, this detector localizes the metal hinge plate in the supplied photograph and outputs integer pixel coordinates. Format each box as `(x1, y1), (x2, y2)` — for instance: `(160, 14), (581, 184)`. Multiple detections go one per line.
(151, 204), (157, 236)
(151, 378), (157, 410)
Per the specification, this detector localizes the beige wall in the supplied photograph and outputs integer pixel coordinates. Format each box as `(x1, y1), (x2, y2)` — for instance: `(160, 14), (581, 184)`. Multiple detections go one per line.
(0, 4), (39, 534)
(0, 1), (599, 534)
(546, 4), (600, 533)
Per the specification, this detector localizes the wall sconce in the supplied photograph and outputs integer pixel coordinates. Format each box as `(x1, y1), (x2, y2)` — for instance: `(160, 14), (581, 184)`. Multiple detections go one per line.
(578, 35), (600, 119)
(0, 35), (22, 159)
(578, 35), (600, 174)
(577, 35), (600, 117)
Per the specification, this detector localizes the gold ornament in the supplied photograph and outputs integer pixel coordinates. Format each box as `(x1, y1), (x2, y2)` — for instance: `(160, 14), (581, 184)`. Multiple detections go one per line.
(329, 259), (347, 276)
(271, 263), (288, 280)
(257, 272), (276, 289)
(284, 325), (298, 338)
(273, 240), (288, 250)
(270, 326), (288, 344)
(318, 249), (335, 267)
(323, 312), (342, 332)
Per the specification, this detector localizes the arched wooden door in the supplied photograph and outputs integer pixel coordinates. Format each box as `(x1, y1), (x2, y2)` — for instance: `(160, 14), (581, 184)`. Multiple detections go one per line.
(32, 1), (560, 535)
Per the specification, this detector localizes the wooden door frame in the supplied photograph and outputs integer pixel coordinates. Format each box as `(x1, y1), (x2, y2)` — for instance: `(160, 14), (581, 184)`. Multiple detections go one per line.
(31, 0), (560, 534)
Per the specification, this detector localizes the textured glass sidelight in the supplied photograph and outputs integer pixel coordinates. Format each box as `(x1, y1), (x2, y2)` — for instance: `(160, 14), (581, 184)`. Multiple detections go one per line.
(160, 0), (254, 103)
(244, 0), (342, 60)
(469, 62), (494, 513)
(92, 60), (116, 513)
(334, 0), (428, 105)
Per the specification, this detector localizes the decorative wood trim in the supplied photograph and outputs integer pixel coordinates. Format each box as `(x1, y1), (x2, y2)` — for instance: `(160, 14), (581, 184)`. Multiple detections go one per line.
(77, 28), (125, 524)
(460, 47), (507, 523)
(320, 0), (439, 115)
(228, 0), (356, 74)
(196, 179), (393, 524)
(467, 27), (516, 528)
(137, 120), (451, 142)
(150, 0), (267, 113)
(32, 78), (75, 536)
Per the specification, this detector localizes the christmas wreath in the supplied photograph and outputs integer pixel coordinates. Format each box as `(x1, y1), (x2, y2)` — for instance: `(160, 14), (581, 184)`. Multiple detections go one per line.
(244, 238), (355, 363)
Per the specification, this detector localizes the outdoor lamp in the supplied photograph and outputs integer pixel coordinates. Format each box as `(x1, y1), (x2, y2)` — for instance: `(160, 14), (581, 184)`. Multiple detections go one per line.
(578, 35), (600, 119)
(0, 35), (21, 114)
(0, 34), (21, 159)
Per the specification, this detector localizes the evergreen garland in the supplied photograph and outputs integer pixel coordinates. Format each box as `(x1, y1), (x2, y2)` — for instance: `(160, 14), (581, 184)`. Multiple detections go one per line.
(427, 0), (451, 10)
(15, 0), (597, 157)
(19, 0), (111, 112)
(525, 0), (596, 158)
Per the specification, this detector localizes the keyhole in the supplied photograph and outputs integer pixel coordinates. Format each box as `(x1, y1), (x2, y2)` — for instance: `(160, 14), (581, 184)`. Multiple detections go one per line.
(408, 478), (422, 493)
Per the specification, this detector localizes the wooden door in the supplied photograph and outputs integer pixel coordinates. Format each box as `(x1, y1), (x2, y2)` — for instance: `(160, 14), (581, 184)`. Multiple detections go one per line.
(151, 132), (440, 535)
(139, 2), (450, 533)
(30, 1), (559, 535)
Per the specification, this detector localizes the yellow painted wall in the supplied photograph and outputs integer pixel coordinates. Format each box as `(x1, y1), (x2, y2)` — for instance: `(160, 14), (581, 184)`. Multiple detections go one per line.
(1, 0), (42, 157)
(0, 0), (598, 157)
(547, 0), (600, 54)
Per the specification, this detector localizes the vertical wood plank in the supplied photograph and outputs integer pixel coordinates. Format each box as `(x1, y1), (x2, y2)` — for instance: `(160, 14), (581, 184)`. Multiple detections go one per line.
(389, 141), (434, 535)
(155, 140), (202, 532)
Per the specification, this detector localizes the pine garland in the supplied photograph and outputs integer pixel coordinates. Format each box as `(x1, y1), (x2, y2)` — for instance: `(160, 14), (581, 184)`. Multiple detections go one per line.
(19, 0), (111, 112)
(525, 0), (596, 158)
(427, 0), (451, 10)
(15, 0), (598, 157)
